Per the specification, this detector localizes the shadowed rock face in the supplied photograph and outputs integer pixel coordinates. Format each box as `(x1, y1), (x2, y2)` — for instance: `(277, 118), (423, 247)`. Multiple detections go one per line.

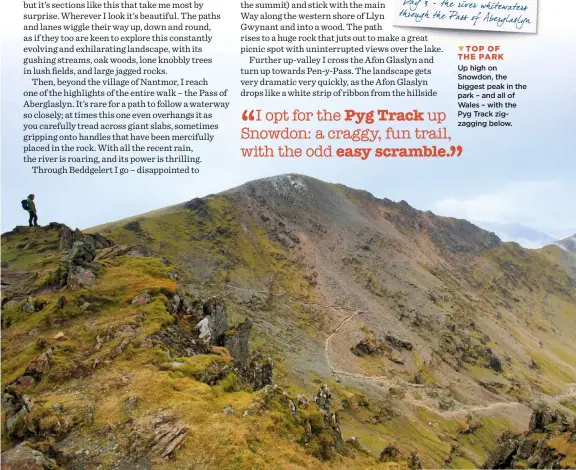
(223, 319), (252, 368)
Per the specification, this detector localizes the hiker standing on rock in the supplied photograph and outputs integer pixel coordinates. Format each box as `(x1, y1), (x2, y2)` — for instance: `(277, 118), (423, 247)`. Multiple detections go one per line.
(22, 194), (39, 227)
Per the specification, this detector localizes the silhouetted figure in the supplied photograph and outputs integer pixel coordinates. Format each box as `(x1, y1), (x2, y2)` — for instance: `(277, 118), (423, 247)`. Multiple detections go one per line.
(22, 194), (38, 227)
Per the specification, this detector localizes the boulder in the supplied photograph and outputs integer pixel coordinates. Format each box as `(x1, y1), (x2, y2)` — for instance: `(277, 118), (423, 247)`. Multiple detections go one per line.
(516, 436), (535, 459)
(127, 245), (155, 257)
(116, 338), (130, 355)
(6, 406), (29, 433)
(151, 324), (201, 357)
(389, 350), (406, 364)
(169, 290), (199, 315)
(67, 266), (96, 289)
(351, 337), (383, 357)
(2, 391), (25, 417)
(53, 332), (68, 341)
(242, 355), (274, 390)
(18, 376), (36, 387)
(326, 411), (345, 454)
(69, 240), (96, 265)
(170, 294), (182, 313)
(0, 442), (58, 470)
(25, 349), (53, 378)
(124, 221), (143, 233)
(380, 444), (400, 462)
(132, 292), (151, 305)
(21, 298), (37, 313)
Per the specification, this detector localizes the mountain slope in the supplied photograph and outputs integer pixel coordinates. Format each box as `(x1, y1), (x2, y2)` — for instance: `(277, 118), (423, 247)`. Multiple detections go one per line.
(93, 174), (576, 394)
(3, 174), (576, 469)
(90, 174), (576, 464)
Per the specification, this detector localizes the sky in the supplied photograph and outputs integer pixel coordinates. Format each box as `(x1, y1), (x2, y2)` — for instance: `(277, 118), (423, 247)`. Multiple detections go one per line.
(1, 0), (575, 239)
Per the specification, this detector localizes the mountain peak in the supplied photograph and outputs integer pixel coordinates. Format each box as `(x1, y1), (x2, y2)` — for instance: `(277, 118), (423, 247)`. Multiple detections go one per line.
(219, 173), (501, 256)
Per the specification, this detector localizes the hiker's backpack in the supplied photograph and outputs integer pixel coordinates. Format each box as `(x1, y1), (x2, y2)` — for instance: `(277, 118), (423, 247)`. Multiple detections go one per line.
(21, 199), (29, 211)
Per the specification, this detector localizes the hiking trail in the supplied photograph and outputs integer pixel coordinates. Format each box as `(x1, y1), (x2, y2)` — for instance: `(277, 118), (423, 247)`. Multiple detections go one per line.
(323, 310), (576, 419)
(192, 282), (575, 419)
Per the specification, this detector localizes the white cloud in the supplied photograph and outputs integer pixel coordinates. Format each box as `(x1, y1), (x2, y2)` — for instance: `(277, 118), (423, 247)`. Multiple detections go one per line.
(434, 180), (576, 236)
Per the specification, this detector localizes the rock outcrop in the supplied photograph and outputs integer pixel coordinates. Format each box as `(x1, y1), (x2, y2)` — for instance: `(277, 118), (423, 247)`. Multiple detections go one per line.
(184, 197), (211, 217)
(241, 354), (274, 390)
(195, 297), (228, 346)
(385, 333), (413, 351)
(55, 223), (112, 251)
(379, 444), (400, 462)
(483, 406), (575, 469)
(49, 229), (113, 290)
(351, 332), (385, 357)
(313, 384), (345, 456)
(409, 451), (423, 470)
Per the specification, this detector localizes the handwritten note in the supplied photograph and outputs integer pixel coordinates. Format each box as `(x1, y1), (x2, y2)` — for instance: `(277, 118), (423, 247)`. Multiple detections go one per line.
(393, 0), (538, 33)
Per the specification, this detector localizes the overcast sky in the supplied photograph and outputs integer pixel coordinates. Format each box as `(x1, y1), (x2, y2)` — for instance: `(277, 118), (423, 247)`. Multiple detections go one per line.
(1, 0), (575, 238)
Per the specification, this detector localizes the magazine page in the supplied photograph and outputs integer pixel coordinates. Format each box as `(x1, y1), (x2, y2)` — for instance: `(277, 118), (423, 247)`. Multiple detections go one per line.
(1, 0), (575, 468)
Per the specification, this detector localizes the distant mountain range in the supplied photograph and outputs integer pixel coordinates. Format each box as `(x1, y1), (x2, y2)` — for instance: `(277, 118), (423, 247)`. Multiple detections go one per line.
(472, 221), (558, 249)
